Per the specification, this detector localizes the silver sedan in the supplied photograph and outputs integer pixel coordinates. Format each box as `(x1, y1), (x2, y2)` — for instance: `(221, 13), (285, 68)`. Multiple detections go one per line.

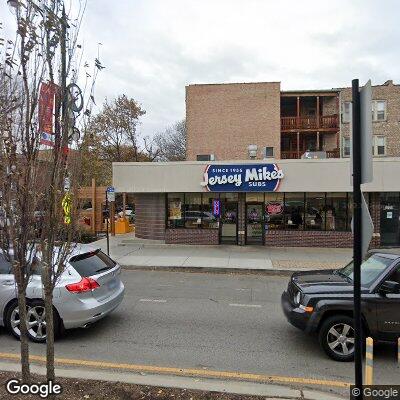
(0, 244), (125, 342)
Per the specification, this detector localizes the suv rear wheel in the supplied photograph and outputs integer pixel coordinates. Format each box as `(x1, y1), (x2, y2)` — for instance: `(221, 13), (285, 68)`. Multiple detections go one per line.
(319, 315), (355, 362)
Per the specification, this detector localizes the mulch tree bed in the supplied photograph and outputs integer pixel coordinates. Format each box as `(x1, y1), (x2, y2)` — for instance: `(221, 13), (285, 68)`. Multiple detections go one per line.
(0, 371), (271, 400)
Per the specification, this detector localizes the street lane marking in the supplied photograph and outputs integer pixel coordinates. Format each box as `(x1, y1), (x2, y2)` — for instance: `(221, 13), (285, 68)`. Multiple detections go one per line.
(229, 303), (262, 308)
(139, 299), (167, 303)
(0, 352), (351, 389)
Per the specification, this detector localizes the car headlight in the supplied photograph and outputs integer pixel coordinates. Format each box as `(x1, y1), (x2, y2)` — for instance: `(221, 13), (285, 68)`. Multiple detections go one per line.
(294, 291), (301, 305)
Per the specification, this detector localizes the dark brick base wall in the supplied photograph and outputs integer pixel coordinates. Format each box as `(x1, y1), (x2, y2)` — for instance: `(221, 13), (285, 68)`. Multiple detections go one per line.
(265, 230), (353, 248)
(135, 193), (165, 240)
(166, 229), (219, 244)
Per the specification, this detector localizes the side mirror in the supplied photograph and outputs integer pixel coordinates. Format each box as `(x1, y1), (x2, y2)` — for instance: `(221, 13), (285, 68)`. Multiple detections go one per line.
(380, 280), (400, 295)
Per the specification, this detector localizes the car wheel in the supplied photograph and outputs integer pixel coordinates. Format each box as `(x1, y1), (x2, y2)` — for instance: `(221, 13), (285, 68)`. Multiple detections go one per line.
(5, 300), (24, 341)
(319, 315), (355, 362)
(5, 300), (60, 343)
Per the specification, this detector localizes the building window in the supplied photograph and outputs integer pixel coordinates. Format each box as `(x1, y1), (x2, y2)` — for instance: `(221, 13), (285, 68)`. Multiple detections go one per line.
(265, 193), (284, 230)
(342, 137), (351, 157)
(284, 193), (305, 230)
(326, 193), (349, 231)
(372, 136), (386, 156)
(341, 101), (351, 123)
(305, 193), (326, 230)
(197, 154), (215, 161)
(201, 193), (219, 229)
(184, 193), (202, 228)
(167, 193), (184, 228)
(265, 147), (274, 158)
(372, 100), (387, 121)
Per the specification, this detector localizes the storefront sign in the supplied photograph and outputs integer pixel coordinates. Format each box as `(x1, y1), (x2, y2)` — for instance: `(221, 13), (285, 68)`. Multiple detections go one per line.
(266, 202), (283, 215)
(201, 164), (284, 192)
(169, 200), (182, 220)
(212, 199), (221, 216)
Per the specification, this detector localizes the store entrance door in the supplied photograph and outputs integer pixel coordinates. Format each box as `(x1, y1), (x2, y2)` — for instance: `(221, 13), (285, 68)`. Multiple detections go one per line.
(380, 195), (400, 246)
(246, 203), (264, 245)
(220, 200), (238, 244)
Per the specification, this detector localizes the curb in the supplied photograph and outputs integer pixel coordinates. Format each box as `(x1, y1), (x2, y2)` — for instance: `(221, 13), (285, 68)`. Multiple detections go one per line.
(0, 361), (345, 400)
(120, 264), (301, 275)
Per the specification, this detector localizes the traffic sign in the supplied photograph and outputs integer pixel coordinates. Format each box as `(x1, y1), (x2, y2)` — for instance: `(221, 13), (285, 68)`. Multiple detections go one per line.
(106, 186), (115, 202)
(360, 80), (373, 184)
(351, 192), (374, 258)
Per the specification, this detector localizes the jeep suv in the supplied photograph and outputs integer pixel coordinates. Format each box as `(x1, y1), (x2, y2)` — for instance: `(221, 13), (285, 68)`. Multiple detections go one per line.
(281, 249), (400, 361)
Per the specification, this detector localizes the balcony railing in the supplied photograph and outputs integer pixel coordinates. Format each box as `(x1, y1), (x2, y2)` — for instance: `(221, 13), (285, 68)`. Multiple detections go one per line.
(281, 149), (340, 160)
(281, 114), (338, 131)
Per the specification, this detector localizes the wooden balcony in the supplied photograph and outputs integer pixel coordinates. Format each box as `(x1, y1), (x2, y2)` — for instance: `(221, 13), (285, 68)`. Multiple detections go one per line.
(281, 114), (339, 132)
(281, 149), (340, 160)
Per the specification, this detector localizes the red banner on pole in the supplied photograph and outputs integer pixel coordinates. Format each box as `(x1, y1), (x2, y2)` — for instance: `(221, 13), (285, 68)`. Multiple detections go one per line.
(39, 82), (59, 146)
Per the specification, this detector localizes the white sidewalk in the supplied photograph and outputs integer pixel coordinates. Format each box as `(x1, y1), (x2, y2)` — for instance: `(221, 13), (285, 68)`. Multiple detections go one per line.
(91, 234), (352, 272)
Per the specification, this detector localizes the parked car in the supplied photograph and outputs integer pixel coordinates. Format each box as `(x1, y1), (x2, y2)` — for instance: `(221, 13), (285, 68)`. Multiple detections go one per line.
(281, 249), (400, 361)
(0, 245), (125, 343)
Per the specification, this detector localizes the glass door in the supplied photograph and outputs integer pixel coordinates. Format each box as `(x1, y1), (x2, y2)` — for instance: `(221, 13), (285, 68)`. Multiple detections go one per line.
(246, 203), (264, 245)
(380, 193), (400, 246)
(220, 200), (238, 244)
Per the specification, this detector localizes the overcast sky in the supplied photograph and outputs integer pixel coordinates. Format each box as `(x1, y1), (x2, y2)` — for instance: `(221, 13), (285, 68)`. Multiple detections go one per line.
(1, 0), (399, 138)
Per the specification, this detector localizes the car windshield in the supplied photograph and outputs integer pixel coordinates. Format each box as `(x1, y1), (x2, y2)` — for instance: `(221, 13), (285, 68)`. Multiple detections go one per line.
(338, 254), (393, 286)
(69, 249), (116, 277)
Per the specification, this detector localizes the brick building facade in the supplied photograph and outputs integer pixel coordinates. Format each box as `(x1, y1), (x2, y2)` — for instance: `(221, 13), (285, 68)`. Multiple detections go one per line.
(114, 80), (400, 249)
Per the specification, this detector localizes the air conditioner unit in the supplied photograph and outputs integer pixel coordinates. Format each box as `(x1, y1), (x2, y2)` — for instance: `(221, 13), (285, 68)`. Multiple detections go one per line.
(196, 154), (215, 161)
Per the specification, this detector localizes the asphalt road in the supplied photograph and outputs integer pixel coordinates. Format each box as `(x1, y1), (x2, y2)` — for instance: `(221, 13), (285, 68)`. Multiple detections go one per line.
(0, 270), (398, 390)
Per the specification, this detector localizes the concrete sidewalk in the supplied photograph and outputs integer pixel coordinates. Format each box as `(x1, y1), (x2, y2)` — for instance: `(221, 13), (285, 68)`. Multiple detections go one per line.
(91, 234), (352, 273)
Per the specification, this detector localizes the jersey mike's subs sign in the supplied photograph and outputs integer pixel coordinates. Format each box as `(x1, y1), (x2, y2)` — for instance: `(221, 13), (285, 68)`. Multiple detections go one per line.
(201, 164), (284, 192)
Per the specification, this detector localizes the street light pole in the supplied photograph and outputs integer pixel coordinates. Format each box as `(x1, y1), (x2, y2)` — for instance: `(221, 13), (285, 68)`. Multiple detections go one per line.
(60, 5), (68, 152)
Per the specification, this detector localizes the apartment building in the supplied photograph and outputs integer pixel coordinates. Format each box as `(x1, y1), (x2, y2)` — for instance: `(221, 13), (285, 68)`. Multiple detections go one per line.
(186, 80), (400, 161)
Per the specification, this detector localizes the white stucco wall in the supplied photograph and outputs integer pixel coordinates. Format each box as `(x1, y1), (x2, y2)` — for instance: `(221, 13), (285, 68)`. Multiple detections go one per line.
(112, 158), (400, 193)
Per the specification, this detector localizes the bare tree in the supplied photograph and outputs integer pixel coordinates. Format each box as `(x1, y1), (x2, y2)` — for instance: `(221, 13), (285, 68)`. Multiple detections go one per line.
(153, 119), (186, 161)
(0, 0), (101, 382)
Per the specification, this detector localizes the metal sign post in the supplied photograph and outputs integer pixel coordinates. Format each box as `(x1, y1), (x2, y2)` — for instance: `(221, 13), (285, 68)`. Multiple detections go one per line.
(105, 189), (110, 256)
(105, 186), (115, 255)
(351, 79), (373, 400)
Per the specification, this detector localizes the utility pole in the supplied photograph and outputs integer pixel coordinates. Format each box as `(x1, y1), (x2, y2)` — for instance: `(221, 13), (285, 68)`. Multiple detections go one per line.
(352, 79), (363, 400)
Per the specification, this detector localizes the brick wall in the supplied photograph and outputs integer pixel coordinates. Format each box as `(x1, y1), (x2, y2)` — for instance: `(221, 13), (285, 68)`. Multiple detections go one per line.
(135, 193), (165, 240)
(165, 229), (219, 244)
(322, 96), (338, 116)
(340, 81), (400, 157)
(186, 82), (281, 161)
(265, 230), (353, 248)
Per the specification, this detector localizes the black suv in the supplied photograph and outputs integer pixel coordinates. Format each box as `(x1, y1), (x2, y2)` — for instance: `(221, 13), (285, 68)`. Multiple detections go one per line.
(281, 249), (400, 361)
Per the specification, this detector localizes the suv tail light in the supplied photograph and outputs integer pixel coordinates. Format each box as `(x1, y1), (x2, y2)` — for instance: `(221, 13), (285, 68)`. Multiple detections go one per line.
(66, 277), (100, 293)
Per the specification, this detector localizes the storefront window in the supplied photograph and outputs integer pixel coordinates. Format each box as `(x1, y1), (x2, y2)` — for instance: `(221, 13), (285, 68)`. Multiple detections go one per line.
(284, 193), (305, 230)
(326, 193), (348, 231)
(167, 193), (184, 228)
(347, 192), (353, 231)
(265, 193), (284, 230)
(202, 193), (220, 229)
(184, 193), (202, 228)
(305, 193), (326, 230)
(246, 193), (264, 202)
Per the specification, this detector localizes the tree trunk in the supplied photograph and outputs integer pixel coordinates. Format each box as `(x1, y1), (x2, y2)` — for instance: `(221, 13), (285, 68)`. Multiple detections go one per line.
(44, 289), (55, 381)
(17, 289), (30, 383)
